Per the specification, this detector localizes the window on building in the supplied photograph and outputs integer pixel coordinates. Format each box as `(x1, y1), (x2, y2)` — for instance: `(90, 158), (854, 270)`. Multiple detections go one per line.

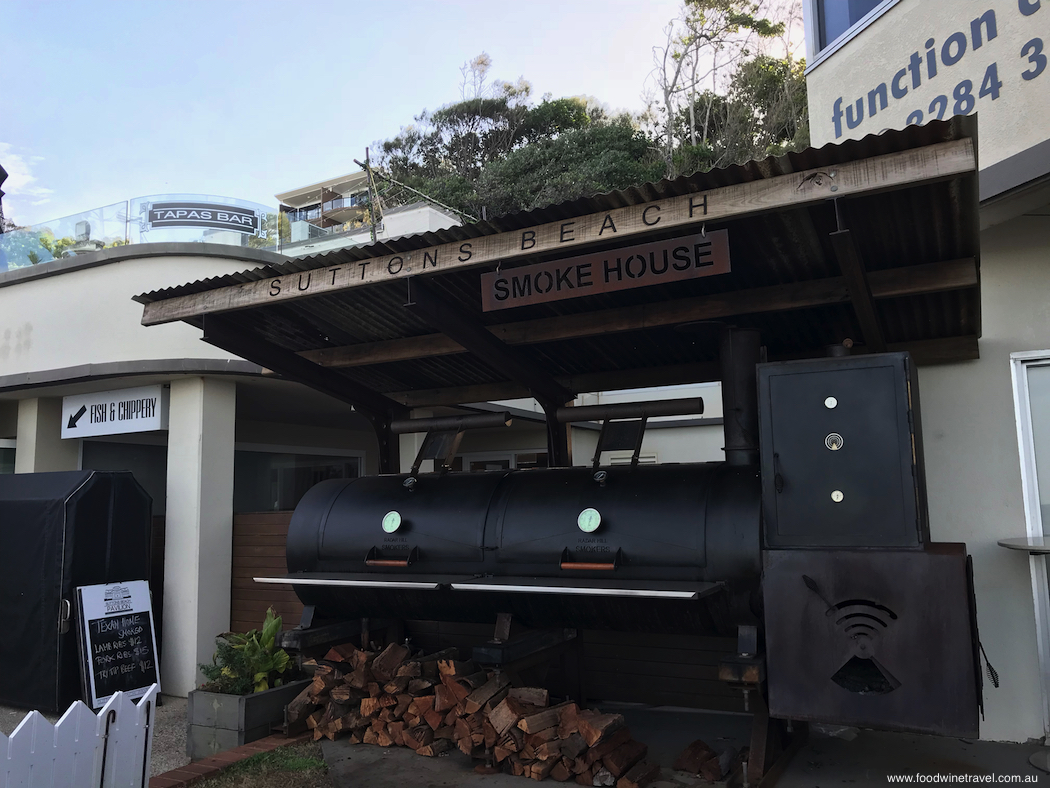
(817, 0), (884, 51)
(234, 450), (362, 513)
(0, 442), (14, 474)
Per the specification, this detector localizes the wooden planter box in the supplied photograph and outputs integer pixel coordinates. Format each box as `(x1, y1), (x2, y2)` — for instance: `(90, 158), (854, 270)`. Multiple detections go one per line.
(186, 679), (310, 760)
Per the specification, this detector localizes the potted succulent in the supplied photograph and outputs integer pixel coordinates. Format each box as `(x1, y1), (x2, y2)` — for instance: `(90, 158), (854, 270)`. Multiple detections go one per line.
(186, 608), (310, 759)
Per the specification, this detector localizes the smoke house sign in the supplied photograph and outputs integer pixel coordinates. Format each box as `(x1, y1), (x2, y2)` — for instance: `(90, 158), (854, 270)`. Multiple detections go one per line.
(480, 230), (731, 311)
(144, 200), (261, 235)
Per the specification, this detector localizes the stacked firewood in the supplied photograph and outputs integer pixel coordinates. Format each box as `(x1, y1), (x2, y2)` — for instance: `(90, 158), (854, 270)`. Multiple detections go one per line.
(285, 642), (661, 787)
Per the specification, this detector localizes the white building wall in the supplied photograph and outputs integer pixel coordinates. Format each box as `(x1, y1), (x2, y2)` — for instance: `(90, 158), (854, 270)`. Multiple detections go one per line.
(0, 255), (261, 377)
(917, 212), (1050, 742)
(806, 0), (1050, 167)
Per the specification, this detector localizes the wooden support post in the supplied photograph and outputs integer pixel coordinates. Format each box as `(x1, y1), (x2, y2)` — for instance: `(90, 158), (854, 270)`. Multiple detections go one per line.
(829, 229), (887, 353)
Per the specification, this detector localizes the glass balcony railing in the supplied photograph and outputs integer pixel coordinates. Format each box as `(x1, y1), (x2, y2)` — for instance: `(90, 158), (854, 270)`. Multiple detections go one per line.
(0, 194), (290, 271)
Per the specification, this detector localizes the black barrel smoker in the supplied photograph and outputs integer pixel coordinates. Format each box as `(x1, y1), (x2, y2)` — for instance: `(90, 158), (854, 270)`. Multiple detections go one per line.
(267, 330), (983, 769)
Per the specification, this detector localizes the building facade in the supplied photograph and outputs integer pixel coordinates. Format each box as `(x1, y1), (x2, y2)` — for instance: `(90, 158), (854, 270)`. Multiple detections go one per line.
(804, 0), (1050, 742)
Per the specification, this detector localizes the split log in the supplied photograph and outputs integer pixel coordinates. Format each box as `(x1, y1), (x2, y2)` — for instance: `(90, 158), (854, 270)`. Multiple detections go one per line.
(489, 696), (533, 735)
(458, 670), (491, 690)
(603, 740), (647, 778)
(417, 739), (454, 756)
(509, 687), (549, 707)
(672, 739), (717, 774)
(362, 727), (378, 745)
(483, 718), (498, 749)
(434, 725), (456, 740)
(464, 673), (511, 714)
(388, 720), (405, 746)
(550, 758), (573, 782)
(395, 661), (422, 678)
(585, 728), (633, 766)
(324, 643), (357, 663)
(437, 658), (477, 677)
(557, 703), (580, 738)
(518, 701), (574, 734)
(440, 673), (471, 703)
(578, 711), (625, 747)
(329, 685), (367, 704)
(286, 684), (317, 725)
(407, 678), (434, 694)
(351, 650), (375, 670)
(433, 683), (458, 713)
(616, 760), (661, 788)
(347, 666), (374, 689)
(359, 697), (383, 717)
(561, 732), (588, 760)
(530, 758), (558, 780)
(305, 709), (324, 730)
(384, 677), (410, 694)
(402, 724), (434, 750)
(365, 682), (381, 698)
(574, 766), (593, 785)
(371, 643), (410, 681)
(424, 709), (445, 730)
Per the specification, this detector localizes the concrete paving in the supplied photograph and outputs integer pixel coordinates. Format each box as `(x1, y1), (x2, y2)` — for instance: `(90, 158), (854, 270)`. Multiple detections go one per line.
(0, 695), (190, 778)
(320, 705), (1050, 787)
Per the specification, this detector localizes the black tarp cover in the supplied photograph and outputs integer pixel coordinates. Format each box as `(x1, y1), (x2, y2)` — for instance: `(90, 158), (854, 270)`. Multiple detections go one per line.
(0, 471), (151, 711)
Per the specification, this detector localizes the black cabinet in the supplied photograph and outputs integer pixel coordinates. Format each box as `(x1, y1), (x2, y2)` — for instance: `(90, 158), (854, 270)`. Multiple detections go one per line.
(757, 352), (928, 548)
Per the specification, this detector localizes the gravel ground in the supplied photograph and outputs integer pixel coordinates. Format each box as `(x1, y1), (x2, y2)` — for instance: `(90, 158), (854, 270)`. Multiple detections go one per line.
(0, 694), (190, 778)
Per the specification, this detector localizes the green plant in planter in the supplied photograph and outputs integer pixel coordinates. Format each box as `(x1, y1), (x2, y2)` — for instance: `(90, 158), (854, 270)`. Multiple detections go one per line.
(200, 607), (292, 694)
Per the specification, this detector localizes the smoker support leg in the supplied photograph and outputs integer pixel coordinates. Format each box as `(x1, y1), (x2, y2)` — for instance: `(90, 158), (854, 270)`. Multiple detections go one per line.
(744, 692), (807, 787)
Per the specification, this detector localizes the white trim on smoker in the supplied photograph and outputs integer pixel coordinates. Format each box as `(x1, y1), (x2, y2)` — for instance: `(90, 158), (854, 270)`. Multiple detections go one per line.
(1011, 349), (1050, 738)
(449, 583), (702, 599)
(253, 576), (441, 590)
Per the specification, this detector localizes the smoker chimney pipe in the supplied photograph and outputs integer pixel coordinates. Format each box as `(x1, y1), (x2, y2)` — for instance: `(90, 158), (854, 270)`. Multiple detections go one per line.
(720, 328), (762, 466)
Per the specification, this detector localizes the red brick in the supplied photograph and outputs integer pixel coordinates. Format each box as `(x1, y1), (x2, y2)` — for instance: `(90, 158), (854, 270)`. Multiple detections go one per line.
(148, 778), (186, 788)
(160, 769), (203, 784)
(179, 763), (222, 777)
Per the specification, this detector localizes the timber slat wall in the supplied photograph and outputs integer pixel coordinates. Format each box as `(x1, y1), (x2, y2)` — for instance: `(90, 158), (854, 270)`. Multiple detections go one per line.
(230, 516), (741, 713)
(231, 512), (303, 634)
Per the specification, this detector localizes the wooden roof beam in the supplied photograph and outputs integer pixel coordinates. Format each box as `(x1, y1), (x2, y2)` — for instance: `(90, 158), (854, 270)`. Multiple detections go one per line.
(140, 138), (976, 326)
(387, 336), (979, 408)
(201, 315), (408, 472)
(300, 258), (977, 368)
(829, 228), (887, 353)
(405, 278), (574, 407)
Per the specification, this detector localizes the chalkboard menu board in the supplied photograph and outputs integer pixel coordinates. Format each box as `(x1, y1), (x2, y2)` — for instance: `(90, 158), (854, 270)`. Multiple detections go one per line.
(76, 580), (160, 709)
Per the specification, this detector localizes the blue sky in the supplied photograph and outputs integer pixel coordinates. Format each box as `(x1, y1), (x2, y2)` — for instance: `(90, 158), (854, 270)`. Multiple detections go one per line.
(1, 0), (683, 226)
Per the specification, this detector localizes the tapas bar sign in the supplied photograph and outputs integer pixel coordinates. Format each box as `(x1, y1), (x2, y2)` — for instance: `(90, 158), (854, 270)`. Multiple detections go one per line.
(480, 229), (731, 311)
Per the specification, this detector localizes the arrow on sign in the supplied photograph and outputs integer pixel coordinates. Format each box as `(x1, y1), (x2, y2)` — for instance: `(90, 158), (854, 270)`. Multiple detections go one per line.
(67, 405), (87, 429)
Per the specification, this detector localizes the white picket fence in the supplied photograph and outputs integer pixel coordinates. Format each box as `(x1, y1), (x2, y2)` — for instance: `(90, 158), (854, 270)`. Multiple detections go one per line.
(0, 685), (158, 788)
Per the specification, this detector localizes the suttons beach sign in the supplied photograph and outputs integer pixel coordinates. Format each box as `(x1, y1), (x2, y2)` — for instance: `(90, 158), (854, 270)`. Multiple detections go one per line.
(138, 138), (976, 326)
(480, 230), (730, 311)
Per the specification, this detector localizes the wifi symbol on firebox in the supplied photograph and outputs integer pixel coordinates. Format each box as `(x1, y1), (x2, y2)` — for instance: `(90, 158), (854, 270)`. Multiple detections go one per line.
(801, 576), (902, 695)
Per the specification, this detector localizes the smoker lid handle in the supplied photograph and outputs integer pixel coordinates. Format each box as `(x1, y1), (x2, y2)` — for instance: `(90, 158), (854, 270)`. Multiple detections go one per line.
(366, 559), (410, 567)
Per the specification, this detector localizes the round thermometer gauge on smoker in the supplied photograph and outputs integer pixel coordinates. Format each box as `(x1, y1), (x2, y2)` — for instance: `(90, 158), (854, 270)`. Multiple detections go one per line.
(578, 507), (602, 533)
(382, 510), (402, 533)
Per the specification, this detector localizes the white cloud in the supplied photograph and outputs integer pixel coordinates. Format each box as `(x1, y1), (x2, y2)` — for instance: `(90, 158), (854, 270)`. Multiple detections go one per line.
(0, 142), (55, 214)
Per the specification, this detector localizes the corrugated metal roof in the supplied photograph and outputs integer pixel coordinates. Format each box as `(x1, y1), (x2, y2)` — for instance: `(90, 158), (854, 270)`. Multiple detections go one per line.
(134, 117), (981, 405)
(135, 116), (977, 305)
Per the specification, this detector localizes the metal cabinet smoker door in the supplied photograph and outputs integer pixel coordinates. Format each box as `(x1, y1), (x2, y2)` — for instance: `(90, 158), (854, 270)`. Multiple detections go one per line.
(760, 356), (920, 547)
